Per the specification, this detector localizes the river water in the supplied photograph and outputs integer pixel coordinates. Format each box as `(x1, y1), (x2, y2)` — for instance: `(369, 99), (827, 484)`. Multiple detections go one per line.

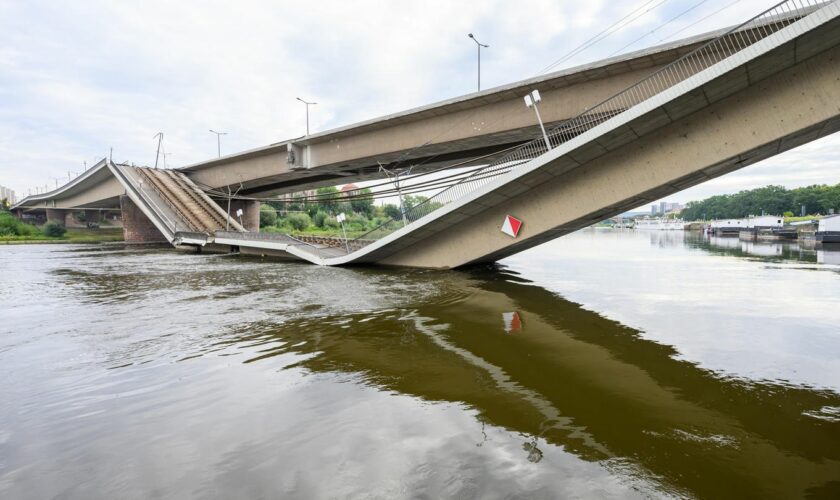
(1, 229), (839, 499)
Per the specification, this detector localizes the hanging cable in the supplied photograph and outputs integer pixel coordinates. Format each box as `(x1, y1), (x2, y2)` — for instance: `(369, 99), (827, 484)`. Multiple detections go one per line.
(657, 0), (744, 43)
(606, 0), (713, 57)
(538, 0), (670, 74)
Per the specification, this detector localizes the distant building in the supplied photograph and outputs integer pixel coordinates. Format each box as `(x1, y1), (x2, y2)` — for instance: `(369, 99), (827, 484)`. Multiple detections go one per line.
(0, 185), (16, 205)
(651, 204), (658, 214)
(340, 183), (359, 196)
(659, 201), (667, 214)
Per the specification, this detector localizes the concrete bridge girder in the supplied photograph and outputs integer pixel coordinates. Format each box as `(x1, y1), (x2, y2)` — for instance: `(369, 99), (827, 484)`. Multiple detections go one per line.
(14, 162), (123, 212)
(376, 34), (840, 268)
(180, 36), (733, 195)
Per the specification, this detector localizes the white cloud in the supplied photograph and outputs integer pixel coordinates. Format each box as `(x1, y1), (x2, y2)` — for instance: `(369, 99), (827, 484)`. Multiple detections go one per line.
(1, 0), (836, 199)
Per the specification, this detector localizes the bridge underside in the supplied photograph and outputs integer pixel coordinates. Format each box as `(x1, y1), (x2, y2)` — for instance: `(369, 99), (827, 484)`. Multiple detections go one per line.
(326, 7), (840, 268)
(215, 19), (840, 270)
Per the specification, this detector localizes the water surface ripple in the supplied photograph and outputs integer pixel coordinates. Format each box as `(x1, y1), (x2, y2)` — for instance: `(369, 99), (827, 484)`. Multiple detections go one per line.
(1, 230), (839, 499)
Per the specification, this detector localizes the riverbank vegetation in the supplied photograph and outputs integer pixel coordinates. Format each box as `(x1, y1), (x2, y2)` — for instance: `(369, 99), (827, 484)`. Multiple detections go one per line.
(0, 210), (42, 239)
(259, 187), (442, 238)
(0, 209), (123, 243)
(680, 183), (840, 220)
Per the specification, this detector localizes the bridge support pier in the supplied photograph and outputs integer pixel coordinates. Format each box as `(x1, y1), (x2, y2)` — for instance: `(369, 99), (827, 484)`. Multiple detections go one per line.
(120, 195), (166, 243)
(84, 210), (101, 225)
(226, 200), (260, 232)
(45, 208), (68, 226)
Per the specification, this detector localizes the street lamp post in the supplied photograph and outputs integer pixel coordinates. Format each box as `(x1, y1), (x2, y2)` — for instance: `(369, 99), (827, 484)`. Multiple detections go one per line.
(153, 132), (164, 169)
(524, 89), (552, 151)
(467, 33), (489, 91)
(296, 97), (317, 135)
(209, 130), (227, 158)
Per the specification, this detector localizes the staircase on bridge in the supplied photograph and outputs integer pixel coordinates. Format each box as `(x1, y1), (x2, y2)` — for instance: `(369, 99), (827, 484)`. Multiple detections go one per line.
(136, 167), (235, 233)
(110, 163), (245, 244)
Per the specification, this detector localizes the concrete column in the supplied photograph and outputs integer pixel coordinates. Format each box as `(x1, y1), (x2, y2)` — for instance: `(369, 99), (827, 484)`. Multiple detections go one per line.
(45, 208), (68, 226)
(227, 200), (260, 232)
(84, 210), (101, 224)
(120, 195), (166, 243)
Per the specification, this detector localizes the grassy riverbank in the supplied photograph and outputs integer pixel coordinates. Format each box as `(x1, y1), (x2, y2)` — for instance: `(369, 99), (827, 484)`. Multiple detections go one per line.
(0, 227), (124, 244)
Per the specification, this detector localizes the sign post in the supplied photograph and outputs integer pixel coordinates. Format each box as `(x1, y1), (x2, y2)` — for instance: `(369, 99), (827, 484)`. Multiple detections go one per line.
(337, 212), (351, 253)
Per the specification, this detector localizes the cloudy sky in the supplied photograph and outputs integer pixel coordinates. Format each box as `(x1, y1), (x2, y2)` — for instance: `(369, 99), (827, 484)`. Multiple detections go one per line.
(1, 0), (837, 205)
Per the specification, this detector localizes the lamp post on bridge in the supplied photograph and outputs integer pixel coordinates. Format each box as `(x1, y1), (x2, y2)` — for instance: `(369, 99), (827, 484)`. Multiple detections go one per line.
(467, 33), (489, 92)
(153, 132), (163, 169)
(209, 129), (227, 158)
(296, 97), (317, 136)
(524, 89), (552, 151)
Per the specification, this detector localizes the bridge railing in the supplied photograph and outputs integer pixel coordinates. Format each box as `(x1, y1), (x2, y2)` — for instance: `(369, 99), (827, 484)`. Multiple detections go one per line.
(110, 162), (185, 237)
(136, 168), (201, 233)
(351, 0), (827, 249)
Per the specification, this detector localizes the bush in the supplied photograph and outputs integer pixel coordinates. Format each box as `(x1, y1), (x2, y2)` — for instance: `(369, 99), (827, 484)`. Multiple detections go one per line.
(276, 218), (295, 233)
(287, 212), (311, 231)
(324, 216), (339, 229)
(312, 210), (328, 228)
(382, 204), (402, 220)
(259, 205), (277, 227)
(42, 221), (67, 237)
(0, 212), (40, 237)
(347, 213), (369, 232)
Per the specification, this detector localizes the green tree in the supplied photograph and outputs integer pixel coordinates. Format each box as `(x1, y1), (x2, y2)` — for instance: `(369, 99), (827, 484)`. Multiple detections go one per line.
(314, 186), (340, 213)
(680, 183), (840, 220)
(312, 210), (328, 228)
(259, 205), (277, 227)
(381, 204), (402, 220)
(350, 188), (374, 217)
(287, 212), (311, 231)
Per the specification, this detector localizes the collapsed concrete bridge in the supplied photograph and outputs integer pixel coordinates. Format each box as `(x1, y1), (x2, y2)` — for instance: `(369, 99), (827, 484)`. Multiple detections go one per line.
(12, 0), (840, 268)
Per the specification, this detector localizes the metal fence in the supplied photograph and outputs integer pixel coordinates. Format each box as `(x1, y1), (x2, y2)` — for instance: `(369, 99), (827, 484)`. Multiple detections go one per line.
(351, 0), (826, 248)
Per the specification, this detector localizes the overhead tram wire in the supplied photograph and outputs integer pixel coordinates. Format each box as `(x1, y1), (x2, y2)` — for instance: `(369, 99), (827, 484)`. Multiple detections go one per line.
(538, 0), (670, 75)
(655, 0), (744, 43)
(265, 0), (674, 190)
(606, 0), (714, 58)
(201, 164), (498, 204)
(206, 0), (741, 210)
(201, 161), (516, 205)
(388, 0), (723, 180)
(381, 0), (674, 175)
(195, 143), (527, 204)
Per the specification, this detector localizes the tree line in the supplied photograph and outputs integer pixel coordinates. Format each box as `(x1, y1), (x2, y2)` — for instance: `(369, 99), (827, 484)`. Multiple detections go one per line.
(679, 183), (840, 220)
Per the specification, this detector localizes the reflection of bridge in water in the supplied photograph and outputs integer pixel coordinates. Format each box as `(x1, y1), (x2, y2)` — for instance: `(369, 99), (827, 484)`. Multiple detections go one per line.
(160, 267), (839, 498)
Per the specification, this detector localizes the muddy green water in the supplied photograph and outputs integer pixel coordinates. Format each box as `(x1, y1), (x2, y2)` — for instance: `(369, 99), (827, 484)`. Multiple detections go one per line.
(1, 229), (839, 499)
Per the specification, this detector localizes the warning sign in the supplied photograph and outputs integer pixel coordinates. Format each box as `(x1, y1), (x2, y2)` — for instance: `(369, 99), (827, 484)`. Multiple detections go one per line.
(501, 215), (522, 238)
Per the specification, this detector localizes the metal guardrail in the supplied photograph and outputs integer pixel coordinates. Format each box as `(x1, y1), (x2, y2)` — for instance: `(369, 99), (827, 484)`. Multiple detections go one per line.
(137, 168), (202, 233)
(215, 230), (303, 244)
(214, 230), (374, 260)
(111, 162), (184, 237)
(352, 0), (828, 246)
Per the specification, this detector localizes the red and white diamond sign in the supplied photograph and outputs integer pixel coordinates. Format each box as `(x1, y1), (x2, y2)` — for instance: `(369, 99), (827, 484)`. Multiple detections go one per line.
(501, 215), (522, 238)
